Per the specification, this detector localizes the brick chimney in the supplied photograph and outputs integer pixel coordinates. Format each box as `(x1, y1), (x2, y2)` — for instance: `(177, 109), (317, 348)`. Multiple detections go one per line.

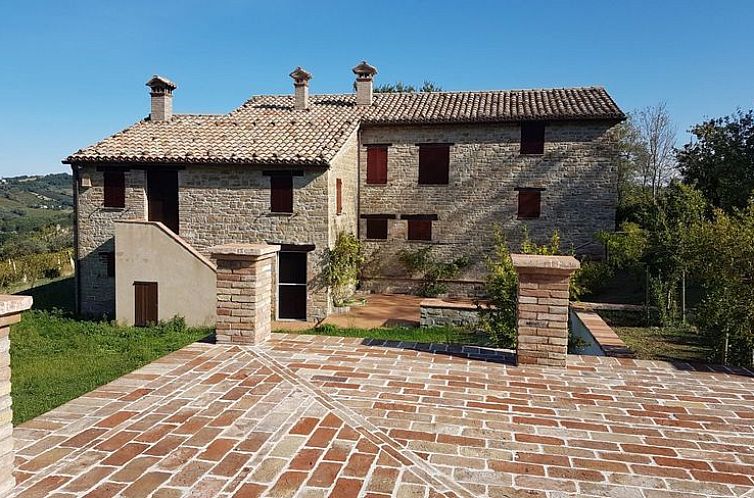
(352, 61), (377, 106)
(146, 75), (177, 122)
(289, 67), (312, 110)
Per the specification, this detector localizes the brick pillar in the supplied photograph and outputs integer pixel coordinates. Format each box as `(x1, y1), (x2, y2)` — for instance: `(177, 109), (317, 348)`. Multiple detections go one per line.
(210, 243), (280, 345)
(0, 295), (33, 497)
(511, 254), (580, 368)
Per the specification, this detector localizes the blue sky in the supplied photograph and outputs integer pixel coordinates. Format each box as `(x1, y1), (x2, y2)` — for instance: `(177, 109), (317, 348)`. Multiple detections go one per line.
(1, 0), (753, 176)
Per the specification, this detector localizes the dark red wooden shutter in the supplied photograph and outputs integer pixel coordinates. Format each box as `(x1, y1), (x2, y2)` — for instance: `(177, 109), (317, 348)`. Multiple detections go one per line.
(270, 175), (293, 213)
(418, 145), (449, 184)
(103, 170), (125, 208)
(408, 219), (432, 241)
(517, 191), (541, 219)
(366, 218), (388, 239)
(366, 146), (388, 184)
(520, 122), (545, 155)
(336, 178), (343, 215)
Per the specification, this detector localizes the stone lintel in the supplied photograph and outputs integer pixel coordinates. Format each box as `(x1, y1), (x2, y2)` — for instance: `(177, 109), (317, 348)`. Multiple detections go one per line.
(210, 243), (281, 260)
(511, 254), (581, 274)
(0, 295), (33, 317)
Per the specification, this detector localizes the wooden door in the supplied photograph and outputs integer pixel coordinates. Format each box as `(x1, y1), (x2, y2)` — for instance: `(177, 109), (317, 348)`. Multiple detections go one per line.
(147, 170), (179, 233)
(278, 252), (307, 320)
(134, 281), (158, 326)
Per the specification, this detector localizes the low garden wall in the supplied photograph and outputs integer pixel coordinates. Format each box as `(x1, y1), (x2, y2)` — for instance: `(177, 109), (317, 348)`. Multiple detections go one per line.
(569, 308), (634, 358)
(419, 298), (492, 328)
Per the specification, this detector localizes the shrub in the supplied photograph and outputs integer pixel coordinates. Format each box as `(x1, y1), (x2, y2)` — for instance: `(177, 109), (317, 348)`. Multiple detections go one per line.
(321, 232), (365, 306)
(398, 246), (470, 297)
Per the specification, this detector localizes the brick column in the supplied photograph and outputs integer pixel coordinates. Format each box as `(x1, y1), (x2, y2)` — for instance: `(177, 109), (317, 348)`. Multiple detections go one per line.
(511, 254), (580, 368)
(210, 243), (280, 345)
(0, 295), (32, 497)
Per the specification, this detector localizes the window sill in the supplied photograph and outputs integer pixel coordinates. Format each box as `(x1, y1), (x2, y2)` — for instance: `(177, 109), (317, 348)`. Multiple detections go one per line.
(519, 153), (544, 157)
(365, 182), (388, 187)
(406, 239), (435, 243)
(517, 216), (541, 220)
(417, 183), (450, 187)
(267, 212), (295, 217)
(364, 238), (388, 242)
(102, 206), (126, 212)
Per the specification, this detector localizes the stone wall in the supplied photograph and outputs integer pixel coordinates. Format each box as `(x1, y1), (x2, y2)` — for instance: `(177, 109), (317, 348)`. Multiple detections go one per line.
(75, 167), (147, 317)
(358, 121), (618, 294)
(178, 165), (332, 321)
(419, 298), (487, 328)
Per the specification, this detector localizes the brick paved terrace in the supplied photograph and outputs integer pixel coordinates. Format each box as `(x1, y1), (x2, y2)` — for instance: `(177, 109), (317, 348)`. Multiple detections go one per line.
(13, 334), (754, 498)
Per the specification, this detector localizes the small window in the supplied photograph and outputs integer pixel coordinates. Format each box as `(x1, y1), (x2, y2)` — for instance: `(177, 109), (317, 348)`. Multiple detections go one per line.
(270, 175), (293, 213)
(366, 146), (388, 184)
(520, 122), (545, 155)
(102, 252), (115, 278)
(517, 190), (541, 219)
(407, 219), (432, 241)
(336, 178), (343, 215)
(366, 218), (388, 240)
(103, 170), (125, 208)
(418, 145), (450, 185)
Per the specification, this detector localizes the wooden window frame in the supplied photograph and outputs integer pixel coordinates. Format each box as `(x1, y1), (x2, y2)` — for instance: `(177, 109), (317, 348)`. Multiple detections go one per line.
(270, 174), (294, 213)
(516, 188), (543, 219)
(103, 170), (125, 208)
(520, 121), (546, 155)
(365, 218), (389, 240)
(102, 252), (115, 278)
(407, 219), (432, 241)
(366, 145), (388, 185)
(418, 144), (450, 185)
(336, 178), (343, 215)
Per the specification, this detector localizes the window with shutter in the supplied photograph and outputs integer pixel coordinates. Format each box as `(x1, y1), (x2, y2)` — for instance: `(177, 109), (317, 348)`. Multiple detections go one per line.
(103, 170), (125, 208)
(407, 219), (432, 241)
(418, 144), (450, 184)
(270, 175), (293, 213)
(336, 178), (343, 215)
(102, 252), (115, 278)
(366, 146), (388, 184)
(520, 122), (546, 155)
(366, 218), (388, 240)
(517, 190), (542, 219)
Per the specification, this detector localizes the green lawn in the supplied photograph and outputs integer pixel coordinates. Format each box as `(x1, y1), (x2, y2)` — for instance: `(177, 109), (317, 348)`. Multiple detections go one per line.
(274, 323), (494, 347)
(10, 311), (211, 425)
(598, 310), (713, 364)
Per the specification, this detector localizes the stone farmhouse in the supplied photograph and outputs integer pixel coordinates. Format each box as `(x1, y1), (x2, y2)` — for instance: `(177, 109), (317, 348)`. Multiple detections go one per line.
(64, 62), (625, 325)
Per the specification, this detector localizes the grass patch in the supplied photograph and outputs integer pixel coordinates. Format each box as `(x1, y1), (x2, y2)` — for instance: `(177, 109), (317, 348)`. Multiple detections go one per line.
(274, 323), (494, 347)
(598, 310), (713, 364)
(10, 311), (211, 425)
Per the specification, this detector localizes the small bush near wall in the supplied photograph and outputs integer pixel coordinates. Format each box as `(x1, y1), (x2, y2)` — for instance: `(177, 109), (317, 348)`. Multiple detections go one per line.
(398, 246), (470, 298)
(479, 226), (598, 349)
(321, 232), (365, 306)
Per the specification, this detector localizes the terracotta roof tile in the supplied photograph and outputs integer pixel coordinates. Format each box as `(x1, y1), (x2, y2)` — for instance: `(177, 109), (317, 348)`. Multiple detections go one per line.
(65, 87), (624, 166)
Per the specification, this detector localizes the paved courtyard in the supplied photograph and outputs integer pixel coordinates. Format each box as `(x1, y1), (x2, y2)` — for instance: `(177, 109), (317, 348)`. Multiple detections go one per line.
(13, 334), (754, 498)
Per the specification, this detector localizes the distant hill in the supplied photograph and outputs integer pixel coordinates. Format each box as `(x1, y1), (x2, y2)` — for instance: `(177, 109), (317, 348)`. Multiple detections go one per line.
(0, 173), (73, 258)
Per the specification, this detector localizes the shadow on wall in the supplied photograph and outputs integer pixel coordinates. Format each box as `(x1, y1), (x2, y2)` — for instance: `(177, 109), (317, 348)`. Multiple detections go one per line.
(16, 276), (75, 314)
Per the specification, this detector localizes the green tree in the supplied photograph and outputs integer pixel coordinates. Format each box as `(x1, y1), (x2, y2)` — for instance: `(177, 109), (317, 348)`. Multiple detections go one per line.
(685, 200), (754, 366)
(677, 109), (754, 212)
(374, 81), (442, 93)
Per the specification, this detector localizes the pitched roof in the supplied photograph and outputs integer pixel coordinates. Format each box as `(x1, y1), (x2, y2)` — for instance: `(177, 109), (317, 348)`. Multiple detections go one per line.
(64, 87), (624, 166)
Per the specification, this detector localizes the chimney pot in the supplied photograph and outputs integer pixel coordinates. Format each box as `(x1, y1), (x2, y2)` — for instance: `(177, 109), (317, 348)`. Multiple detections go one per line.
(352, 61), (377, 106)
(289, 67), (312, 110)
(146, 75), (177, 122)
